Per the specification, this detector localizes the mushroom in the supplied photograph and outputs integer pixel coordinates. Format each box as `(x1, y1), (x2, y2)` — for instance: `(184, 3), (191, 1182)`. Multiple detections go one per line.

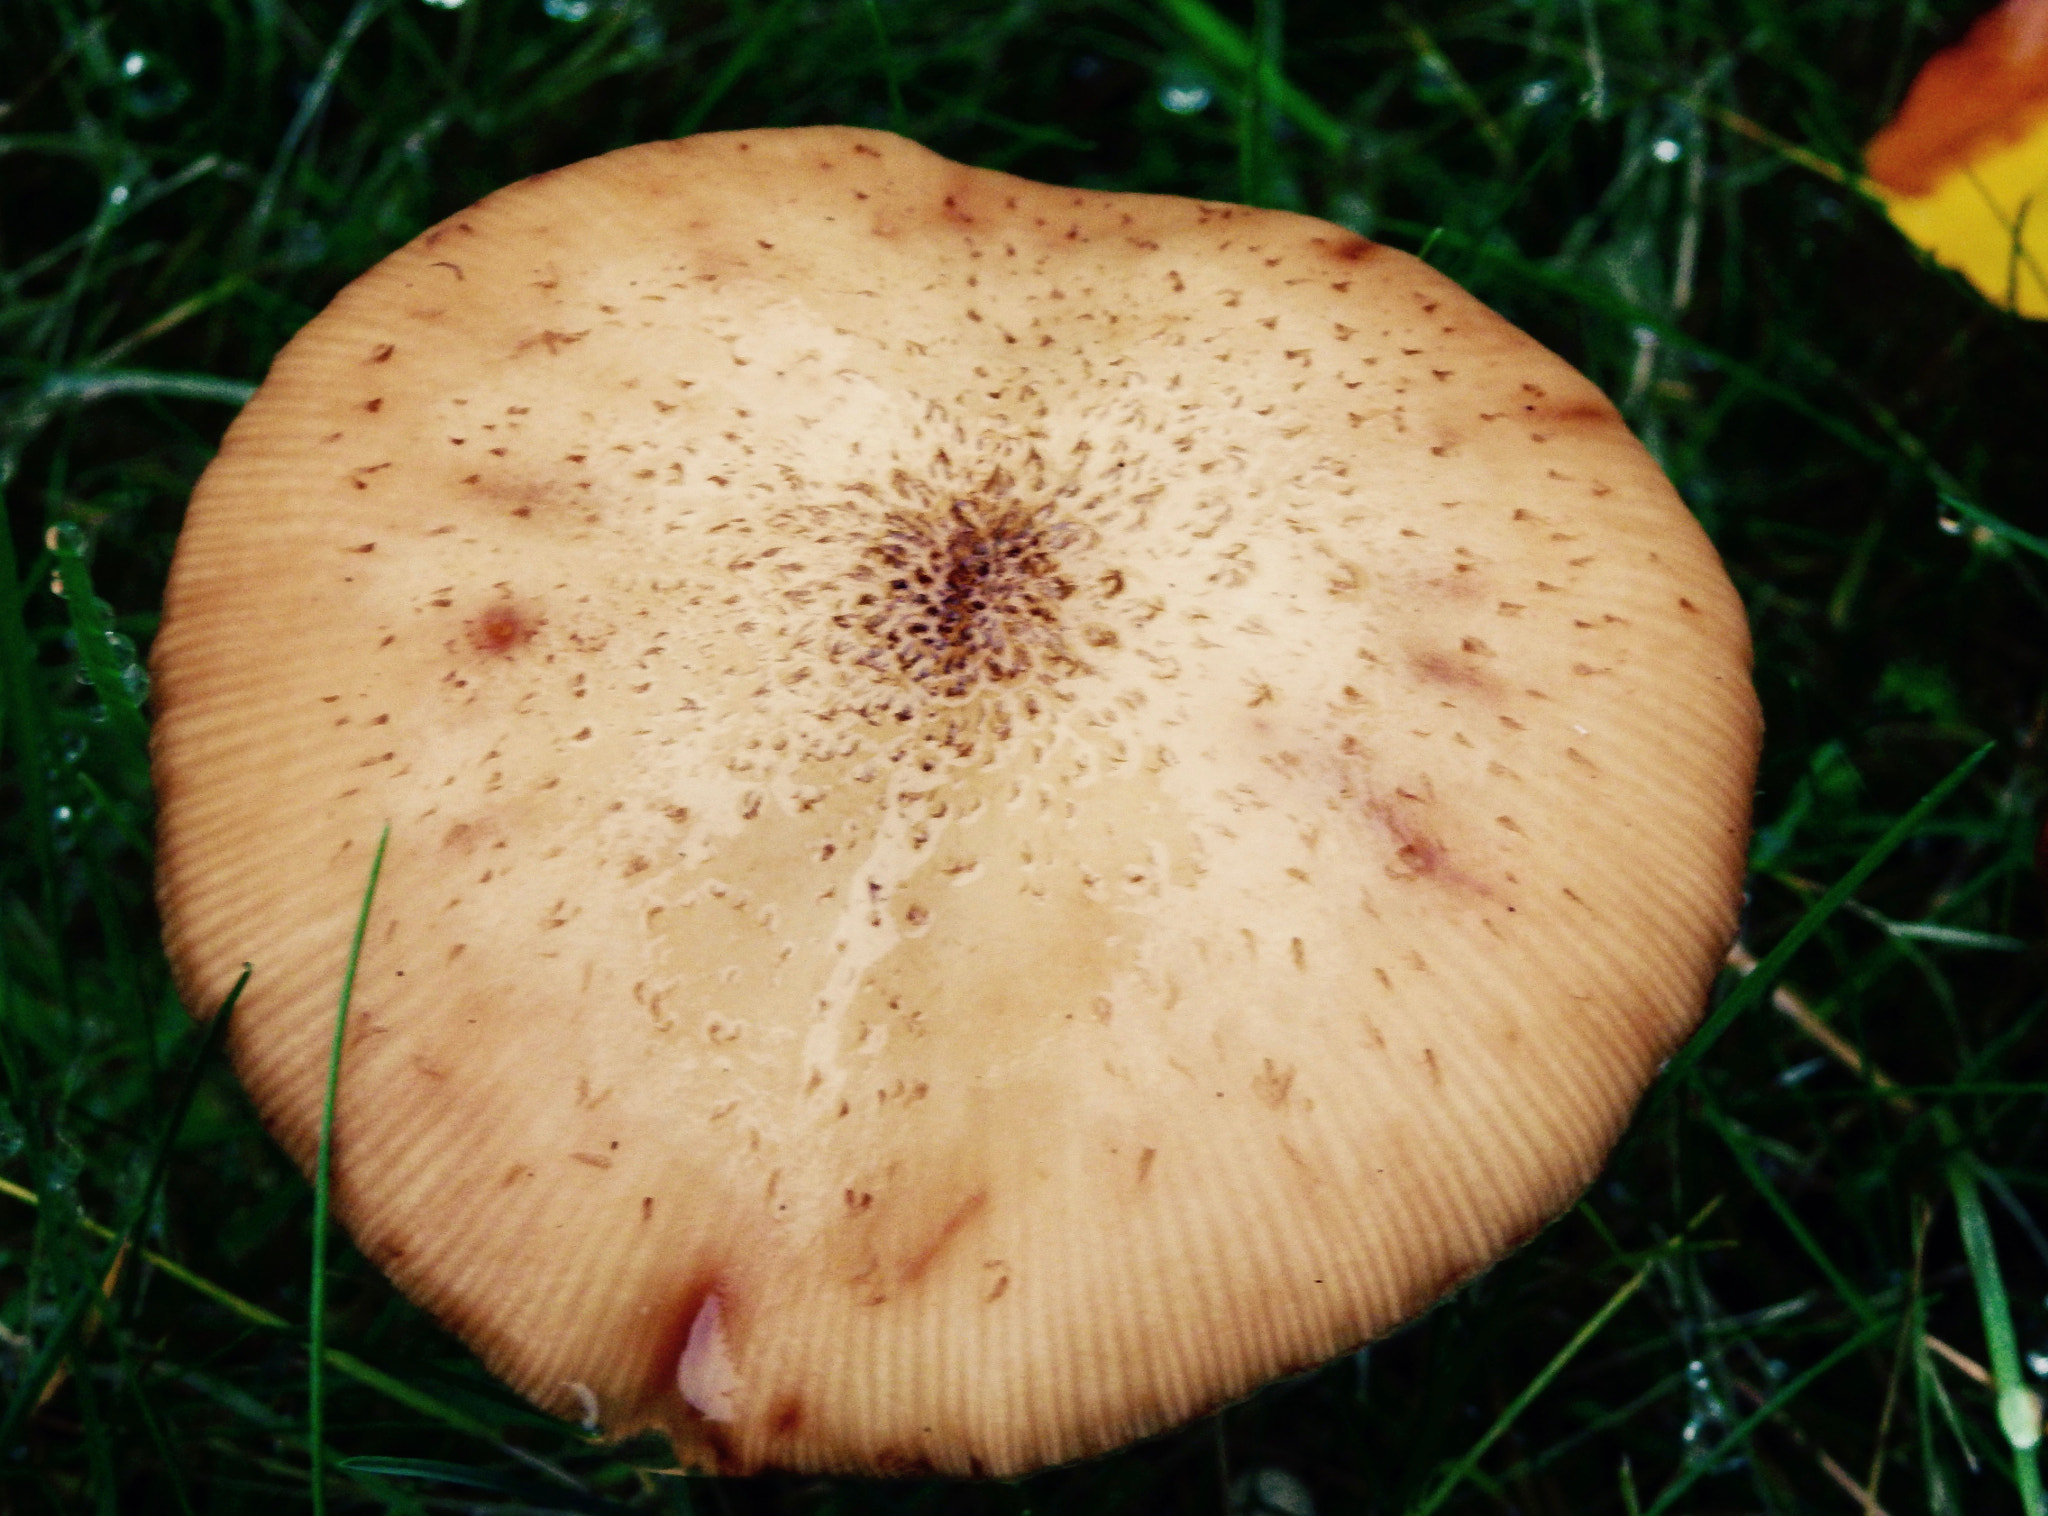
(151, 126), (1760, 1476)
(1865, 0), (2048, 317)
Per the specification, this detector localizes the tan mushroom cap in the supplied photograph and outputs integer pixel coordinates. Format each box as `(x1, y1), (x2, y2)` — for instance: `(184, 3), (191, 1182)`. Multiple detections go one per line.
(152, 126), (1759, 1477)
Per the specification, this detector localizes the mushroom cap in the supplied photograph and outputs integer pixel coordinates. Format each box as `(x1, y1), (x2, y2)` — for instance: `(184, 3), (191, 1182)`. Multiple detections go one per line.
(151, 127), (1759, 1476)
(1866, 0), (2048, 317)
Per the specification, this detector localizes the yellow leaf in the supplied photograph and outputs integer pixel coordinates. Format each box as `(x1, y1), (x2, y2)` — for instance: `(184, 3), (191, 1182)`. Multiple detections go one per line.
(1867, 0), (2048, 317)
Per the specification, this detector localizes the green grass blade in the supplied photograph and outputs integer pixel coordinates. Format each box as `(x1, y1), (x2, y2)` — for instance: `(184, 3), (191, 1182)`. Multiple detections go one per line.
(1154, 0), (1345, 153)
(1947, 1154), (2048, 1516)
(103, 1321), (199, 1516)
(310, 826), (390, 1516)
(674, 0), (803, 138)
(241, 0), (391, 255)
(0, 1172), (516, 1444)
(24, 369), (258, 410)
(1405, 1265), (1652, 1514)
(1407, 1202), (1720, 1515)
(860, 0), (907, 136)
(341, 1457), (632, 1514)
(1701, 1097), (1881, 1332)
(1661, 739), (1994, 1088)
(1941, 491), (2048, 565)
(1639, 1314), (1895, 1516)
(1234, 0), (1281, 208)
(47, 524), (150, 793)
(0, 968), (247, 1453)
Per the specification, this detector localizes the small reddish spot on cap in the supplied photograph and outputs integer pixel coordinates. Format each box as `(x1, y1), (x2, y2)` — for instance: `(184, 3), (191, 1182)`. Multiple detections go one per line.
(466, 602), (538, 656)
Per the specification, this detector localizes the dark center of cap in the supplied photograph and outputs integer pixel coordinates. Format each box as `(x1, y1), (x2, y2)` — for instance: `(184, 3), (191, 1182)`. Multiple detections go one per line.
(857, 499), (1083, 703)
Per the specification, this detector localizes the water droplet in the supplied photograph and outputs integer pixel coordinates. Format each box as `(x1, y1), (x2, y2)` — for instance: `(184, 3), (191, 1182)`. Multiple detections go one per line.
(2001, 1385), (2043, 1450)
(421, 0), (466, 8)
(1160, 83), (1212, 115)
(108, 185), (130, 206)
(2028, 1349), (2048, 1378)
(1652, 137), (1683, 163)
(1520, 79), (1555, 106)
(543, 0), (592, 20)
(1632, 325), (1658, 348)
(119, 51), (188, 118)
(1937, 514), (1963, 535)
(1230, 1466), (1317, 1516)
(52, 806), (73, 826)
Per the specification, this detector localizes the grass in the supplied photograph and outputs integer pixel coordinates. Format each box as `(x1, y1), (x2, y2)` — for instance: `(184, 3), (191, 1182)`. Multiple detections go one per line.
(3, 0), (2046, 1510)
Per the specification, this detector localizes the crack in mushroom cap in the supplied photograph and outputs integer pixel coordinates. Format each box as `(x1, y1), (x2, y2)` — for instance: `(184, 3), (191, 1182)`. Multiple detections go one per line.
(151, 127), (1760, 1477)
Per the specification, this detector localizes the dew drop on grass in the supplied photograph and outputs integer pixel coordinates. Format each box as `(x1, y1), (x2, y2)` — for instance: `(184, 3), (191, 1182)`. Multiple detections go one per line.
(2001, 1385), (2044, 1450)
(117, 50), (189, 117)
(1229, 1466), (1316, 1516)
(1679, 1358), (1734, 1460)
(1652, 137), (1683, 163)
(1160, 83), (1212, 115)
(1776, 1055), (1827, 1087)
(544, 0), (593, 20)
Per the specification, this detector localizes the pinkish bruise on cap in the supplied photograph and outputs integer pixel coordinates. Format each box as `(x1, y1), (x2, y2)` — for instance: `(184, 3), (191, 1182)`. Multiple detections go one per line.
(676, 1294), (741, 1423)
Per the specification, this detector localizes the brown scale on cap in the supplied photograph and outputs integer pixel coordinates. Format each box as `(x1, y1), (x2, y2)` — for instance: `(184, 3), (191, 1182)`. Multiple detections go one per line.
(151, 126), (1760, 1477)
